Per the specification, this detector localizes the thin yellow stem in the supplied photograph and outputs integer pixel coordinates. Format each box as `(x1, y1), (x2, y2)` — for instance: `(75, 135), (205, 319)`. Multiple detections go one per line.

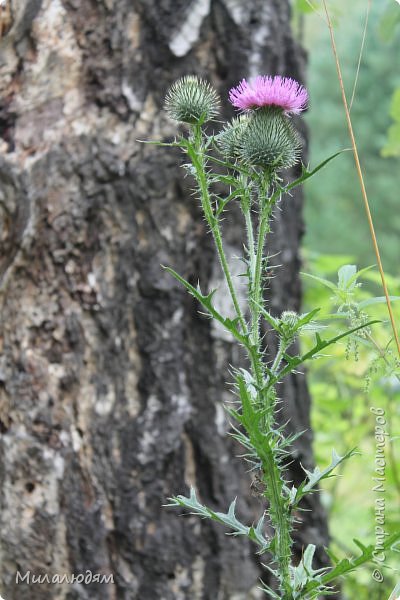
(303, 0), (327, 22)
(349, 0), (371, 112)
(322, 0), (400, 359)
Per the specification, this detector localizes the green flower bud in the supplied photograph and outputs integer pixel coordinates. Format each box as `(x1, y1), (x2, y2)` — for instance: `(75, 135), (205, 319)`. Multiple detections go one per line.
(164, 75), (220, 125)
(215, 115), (249, 159)
(279, 311), (300, 343)
(238, 107), (301, 171)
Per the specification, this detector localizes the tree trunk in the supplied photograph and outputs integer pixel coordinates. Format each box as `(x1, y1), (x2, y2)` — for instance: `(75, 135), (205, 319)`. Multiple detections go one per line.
(0, 1), (330, 598)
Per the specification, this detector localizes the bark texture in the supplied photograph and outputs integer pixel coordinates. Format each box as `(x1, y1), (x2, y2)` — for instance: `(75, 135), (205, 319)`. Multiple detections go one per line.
(0, 1), (329, 599)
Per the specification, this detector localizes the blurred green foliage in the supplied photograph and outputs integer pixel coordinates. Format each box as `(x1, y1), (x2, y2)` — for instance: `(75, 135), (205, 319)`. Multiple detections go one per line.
(298, 0), (400, 275)
(301, 256), (400, 599)
(382, 88), (400, 157)
(291, 1), (400, 597)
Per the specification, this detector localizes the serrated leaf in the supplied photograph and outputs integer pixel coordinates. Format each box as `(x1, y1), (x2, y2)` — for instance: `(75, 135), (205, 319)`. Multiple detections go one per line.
(237, 375), (258, 428)
(278, 151), (345, 197)
(296, 308), (321, 328)
(298, 532), (400, 597)
(258, 580), (281, 599)
(352, 539), (369, 553)
(272, 319), (380, 385)
(167, 486), (270, 550)
(214, 498), (249, 536)
(215, 192), (237, 216)
(163, 266), (248, 345)
(293, 545), (318, 589)
(138, 138), (188, 148)
(294, 448), (357, 504)
(258, 306), (282, 332)
(325, 547), (340, 565)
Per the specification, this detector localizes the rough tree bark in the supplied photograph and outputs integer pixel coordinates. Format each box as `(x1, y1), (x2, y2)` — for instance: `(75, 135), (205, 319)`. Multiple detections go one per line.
(0, 1), (330, 599)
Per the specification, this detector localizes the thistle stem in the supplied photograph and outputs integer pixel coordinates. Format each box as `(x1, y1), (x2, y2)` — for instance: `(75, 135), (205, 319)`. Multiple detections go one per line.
(188, 126), (247, 336)
(242, 197), (256, 319)
(270, 342), (286, 376)
(252, 187), (271, 352)
(251, 426), (293, 596)
(241, 183), (265, 389)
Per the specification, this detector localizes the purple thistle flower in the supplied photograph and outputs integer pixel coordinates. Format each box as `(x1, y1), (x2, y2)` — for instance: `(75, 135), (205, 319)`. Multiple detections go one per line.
(229, 75), (308, 115)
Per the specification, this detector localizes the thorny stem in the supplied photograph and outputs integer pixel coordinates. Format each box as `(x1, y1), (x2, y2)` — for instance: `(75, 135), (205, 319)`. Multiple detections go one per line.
(242, 180), (257, 327)
(252, 425), (293, 597)
(241, 180), (266, 389)
(244, 173), (293, 596)
(189, 125), (247, 336)
(270, 342), (286, 376)
(188, 127), (266, 389)
(252, 178), (271, 355)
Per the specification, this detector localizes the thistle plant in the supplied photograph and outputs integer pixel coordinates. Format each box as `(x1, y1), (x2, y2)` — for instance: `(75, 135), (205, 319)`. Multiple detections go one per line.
(150, 75), (400, 598)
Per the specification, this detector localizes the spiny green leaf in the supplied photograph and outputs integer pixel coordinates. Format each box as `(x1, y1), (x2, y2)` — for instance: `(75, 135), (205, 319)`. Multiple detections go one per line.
(167, 486), (270, 550)
(206, 152), (253, 177)
(294, 448), (358, 504)
(299, 531), (400, 597)
(138, 138), (188, 148)
(237, 375), (258, 428)
(215, 193), (238, 216)
(257, 305), (282, 332)
(280, 150), (345, 195)
(295, 308), (321, 328)
(214, 498), (249, 536)
(258, 580), (281, 599)
(166, 487), (209, 516)
(163, 266), (249, 345)
(352, 539), (369, 554)
(292, 544), (329, 592)
(325, 547), (340, 565)
(273, 319), (380, 384)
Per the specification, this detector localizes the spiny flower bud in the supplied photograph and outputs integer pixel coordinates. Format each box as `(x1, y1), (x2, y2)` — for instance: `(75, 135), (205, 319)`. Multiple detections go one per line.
(238, 107), (302, 171)
(164, 75), (220, 125)
(279, 310), (300, 343)
(280, 311), (299, 328)
(215, 115), (250, 159)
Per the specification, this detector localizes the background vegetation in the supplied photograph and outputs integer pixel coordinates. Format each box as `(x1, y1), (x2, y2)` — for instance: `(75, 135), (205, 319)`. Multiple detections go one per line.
(293, 1), (400, 597)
